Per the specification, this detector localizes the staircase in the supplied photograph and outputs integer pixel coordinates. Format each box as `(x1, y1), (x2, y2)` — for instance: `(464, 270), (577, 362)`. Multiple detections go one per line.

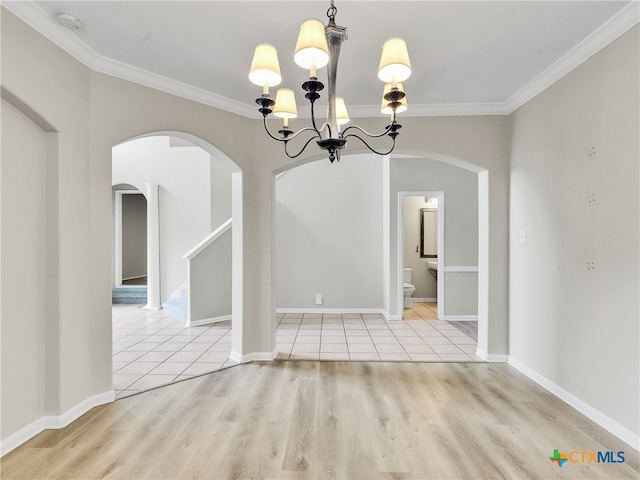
(112, 285), (148, 304)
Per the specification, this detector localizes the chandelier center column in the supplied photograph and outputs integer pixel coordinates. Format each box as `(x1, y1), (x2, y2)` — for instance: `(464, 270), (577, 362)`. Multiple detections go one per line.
(324, 21), (347, 139)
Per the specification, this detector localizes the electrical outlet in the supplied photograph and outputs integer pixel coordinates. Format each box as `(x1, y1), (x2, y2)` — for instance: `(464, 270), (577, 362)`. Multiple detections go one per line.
(315, 294), (323, 305)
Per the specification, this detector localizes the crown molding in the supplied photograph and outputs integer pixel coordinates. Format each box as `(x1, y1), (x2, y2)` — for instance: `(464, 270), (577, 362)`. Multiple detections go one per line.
(2, 0), (256, 118)
(91, 55), (257, 117)
(296, 101), (510, 119)
(504, 1), (639, 114)
(4, 1), (638, 119)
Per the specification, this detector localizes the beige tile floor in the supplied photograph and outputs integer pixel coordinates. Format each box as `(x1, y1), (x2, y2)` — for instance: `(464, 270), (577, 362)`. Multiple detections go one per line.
(113, 302), (479, 398)
(112, 305), (237, 398)
(276, 303), (481, 362)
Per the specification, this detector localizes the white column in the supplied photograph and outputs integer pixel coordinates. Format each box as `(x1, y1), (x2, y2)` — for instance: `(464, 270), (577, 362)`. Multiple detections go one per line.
(144, 182), (162, 310)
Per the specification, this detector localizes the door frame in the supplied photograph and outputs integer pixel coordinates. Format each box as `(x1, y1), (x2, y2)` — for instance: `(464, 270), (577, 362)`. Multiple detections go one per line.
(398, 191), (445, 319)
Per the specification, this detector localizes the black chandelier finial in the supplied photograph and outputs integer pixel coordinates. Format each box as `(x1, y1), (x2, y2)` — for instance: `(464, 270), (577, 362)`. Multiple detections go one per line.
(249, 1), (411, 163)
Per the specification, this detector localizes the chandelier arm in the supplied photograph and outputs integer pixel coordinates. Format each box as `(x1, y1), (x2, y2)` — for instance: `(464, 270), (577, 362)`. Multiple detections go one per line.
(283, 135), (322, 159)
(343, 132), (397, 156)
(263, 116), (320, 143)
(309, 98), (326, 136)
(341, 122), (394, 139)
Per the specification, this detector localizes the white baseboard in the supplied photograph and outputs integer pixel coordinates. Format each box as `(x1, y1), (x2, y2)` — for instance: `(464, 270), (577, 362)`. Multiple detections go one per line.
(508, 356), (640, 452)
(382, 311), (401, 321)
(229, 349), (277, 364)
(442, 315), (478, 321)
(187, 314), (231, 327)
(277, 308), (386, 315)
(413, 298), (437, 303)
(475, 350), (508, 362)
(1, 390), (115, 457)
(143, 304), (163, 311)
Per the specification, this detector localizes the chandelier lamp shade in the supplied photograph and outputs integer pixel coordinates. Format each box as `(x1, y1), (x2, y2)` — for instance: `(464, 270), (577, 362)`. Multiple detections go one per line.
(249, 1), (411, 163)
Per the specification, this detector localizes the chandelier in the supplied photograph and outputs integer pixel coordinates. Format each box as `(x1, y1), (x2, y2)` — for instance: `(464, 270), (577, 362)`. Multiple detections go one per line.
(249, 1), (411, 163)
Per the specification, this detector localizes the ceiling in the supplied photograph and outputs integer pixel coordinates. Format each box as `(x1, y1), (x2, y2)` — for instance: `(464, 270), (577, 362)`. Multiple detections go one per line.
(5, 1), (638, 118)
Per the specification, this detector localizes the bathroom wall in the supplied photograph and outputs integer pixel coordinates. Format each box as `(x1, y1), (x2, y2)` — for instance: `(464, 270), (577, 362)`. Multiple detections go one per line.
(393, 157), (479, 318)
(275, 154), (384, 310)
(509, 26), (639, 443)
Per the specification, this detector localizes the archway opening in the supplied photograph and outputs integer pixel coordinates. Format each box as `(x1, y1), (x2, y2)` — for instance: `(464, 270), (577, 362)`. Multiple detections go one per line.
(273, 151), (488, 362)
(110, 132), (243, 397)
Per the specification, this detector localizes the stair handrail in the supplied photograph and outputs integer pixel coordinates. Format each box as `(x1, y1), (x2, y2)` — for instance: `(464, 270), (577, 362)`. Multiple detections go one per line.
(183, 217), (232, 260)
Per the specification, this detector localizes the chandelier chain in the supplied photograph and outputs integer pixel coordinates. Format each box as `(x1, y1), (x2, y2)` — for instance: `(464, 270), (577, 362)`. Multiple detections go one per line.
(327, 0), (337, 24)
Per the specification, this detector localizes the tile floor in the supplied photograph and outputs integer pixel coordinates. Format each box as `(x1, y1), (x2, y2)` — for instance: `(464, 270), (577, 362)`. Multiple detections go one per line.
(112, 305), (237, 398)
(113, 302), (480, 398)
(276, 303), (481, 362)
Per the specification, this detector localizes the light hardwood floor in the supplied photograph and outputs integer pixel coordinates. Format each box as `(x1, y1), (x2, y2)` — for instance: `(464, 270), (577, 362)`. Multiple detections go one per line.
(2, 361), (638, 479)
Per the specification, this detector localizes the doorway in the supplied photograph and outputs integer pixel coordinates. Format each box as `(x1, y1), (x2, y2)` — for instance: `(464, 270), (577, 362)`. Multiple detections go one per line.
(114, 187), (147, 287)
(400, 192), (443, 319)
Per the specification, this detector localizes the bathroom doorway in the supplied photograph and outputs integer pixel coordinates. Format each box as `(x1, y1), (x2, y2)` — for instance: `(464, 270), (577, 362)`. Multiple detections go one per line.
(400, 192), (443, 319)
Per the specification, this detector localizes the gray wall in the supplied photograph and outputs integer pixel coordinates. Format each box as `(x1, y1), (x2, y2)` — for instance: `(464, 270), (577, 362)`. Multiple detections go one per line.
(509, 26), (639, 438)
(1, 99), (47, 440)
(2, 8), (102, 442)
(121, 193), (147, 280)
(189, 228), (232, 322)
(275, 154), (384, 310)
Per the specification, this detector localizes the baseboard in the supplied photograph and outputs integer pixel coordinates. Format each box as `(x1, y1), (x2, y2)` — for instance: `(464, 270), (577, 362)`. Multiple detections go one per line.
(143, 304), (163, 311)
(442, 315), (478, 321)
(229, 349), (277, 364)
(1, 390), (115, 457)
(508, 356), (640, 452)
(276, 308), (386, 315)
(382, 311), (401, 321)
(187, 314), (231, 327)
(475, 350), (508, 362)
(413, 298), (437, 303)
(121, 275), (147, 282)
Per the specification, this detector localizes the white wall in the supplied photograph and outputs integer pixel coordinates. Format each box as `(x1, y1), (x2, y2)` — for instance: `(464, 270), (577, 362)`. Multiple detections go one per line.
(1, 99), (47, 440)
(509, 26), (639, 443)
(112, 136), (212, 300)
(210, 153), (232, 229)
(275, 154), (384, 310)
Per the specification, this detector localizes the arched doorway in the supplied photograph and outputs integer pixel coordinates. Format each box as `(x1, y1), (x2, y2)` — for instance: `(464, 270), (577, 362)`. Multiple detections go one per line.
(272, 151), (489, 361)
(111, 132), (243, 397)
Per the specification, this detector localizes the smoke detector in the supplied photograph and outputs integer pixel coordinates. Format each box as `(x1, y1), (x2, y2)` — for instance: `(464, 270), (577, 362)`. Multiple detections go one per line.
(56, 12), (82, 30)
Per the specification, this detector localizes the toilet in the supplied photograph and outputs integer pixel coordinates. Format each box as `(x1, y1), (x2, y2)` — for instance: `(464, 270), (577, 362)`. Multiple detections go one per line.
(403, 267), (416, 308)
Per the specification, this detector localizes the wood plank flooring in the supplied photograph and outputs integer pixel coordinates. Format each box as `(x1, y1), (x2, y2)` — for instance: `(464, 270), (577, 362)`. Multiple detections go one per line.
(2, 361), (638, 479)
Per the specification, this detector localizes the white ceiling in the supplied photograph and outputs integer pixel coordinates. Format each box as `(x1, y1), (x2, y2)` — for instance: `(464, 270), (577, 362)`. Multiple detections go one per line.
(5, 1), (638, 118)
